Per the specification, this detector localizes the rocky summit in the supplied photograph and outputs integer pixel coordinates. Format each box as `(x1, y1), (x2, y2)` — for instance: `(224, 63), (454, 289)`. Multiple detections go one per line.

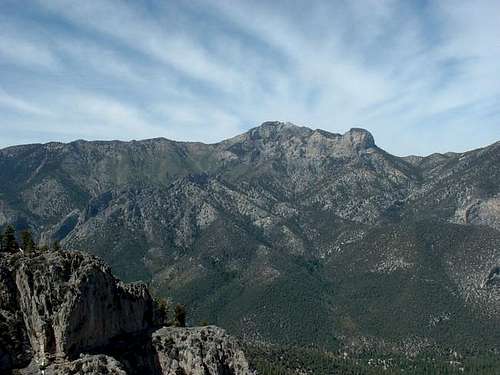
(1, 121), (500, 357)
(0, 250), (250, 374)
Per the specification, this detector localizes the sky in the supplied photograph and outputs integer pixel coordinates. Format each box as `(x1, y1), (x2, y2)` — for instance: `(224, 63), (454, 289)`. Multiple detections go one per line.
(0, 0), (499, 156)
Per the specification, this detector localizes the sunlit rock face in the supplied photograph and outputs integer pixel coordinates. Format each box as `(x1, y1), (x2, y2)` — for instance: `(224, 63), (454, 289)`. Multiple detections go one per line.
(0, 251), (251, 374)
(12, 251), (153, 363)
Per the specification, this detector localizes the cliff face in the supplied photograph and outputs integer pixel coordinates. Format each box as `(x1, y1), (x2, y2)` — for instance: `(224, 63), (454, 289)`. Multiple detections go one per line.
(13, 251), (153, 364)
(0, 251), (251, 375)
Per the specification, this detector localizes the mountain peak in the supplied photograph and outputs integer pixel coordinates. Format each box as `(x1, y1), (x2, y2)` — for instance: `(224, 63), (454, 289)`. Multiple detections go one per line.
(257, 121), (307, 132)
(259, 121), (296, 129)
(225, 122), (376, 155)
(246, 121), (312, 140)
(252, 122), (375, 149)
(343, 128), (375, 149)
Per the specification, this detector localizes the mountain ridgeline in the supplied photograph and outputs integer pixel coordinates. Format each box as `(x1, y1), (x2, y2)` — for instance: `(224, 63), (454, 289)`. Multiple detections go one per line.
(1, 121), (500, 355)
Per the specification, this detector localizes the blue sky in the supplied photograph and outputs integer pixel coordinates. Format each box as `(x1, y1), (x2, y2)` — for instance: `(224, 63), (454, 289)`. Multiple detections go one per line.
(0, 0), (499, 155)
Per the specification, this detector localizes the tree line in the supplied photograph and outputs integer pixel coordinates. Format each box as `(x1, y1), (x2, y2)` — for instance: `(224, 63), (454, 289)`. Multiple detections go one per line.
(154, 296), (188, 328)
(0, 224), (61, 254)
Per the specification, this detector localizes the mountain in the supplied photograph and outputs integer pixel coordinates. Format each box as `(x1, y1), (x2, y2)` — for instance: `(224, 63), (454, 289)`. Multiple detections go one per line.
(0, 250), (250, 374)
(1, 121), (500, 356)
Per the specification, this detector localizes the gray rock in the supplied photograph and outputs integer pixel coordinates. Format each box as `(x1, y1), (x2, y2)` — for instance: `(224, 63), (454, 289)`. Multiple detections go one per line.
(465, 197), (500, 231)
(152, 326), (251, 375)
(0, 251), (251, 374)
(49, 355), (128, 375)
(19, 355), (128, 375)
(12, 251), (153, 364)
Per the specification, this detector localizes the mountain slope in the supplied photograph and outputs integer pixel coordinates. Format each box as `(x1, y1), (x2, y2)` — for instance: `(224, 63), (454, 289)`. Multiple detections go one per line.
(1, 121), (500, 352)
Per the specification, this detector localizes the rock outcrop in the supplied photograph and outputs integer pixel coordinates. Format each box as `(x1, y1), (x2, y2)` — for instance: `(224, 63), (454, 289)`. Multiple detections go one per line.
(44, 355), (128, 375)
(152, 326), (250, 375)
(13, 251), (152, 364)
(0, 251), (251, 375)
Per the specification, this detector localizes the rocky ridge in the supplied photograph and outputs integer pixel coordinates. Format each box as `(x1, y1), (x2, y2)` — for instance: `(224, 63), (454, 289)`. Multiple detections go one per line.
(1, 121), (500, 351)
(0, 251), (250, 375)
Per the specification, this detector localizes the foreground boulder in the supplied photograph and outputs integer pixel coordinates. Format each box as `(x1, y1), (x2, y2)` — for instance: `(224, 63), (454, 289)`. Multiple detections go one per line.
(41, 355), (127, 375)
(0, 251), (251, 374)
(153, 326), (250, 375)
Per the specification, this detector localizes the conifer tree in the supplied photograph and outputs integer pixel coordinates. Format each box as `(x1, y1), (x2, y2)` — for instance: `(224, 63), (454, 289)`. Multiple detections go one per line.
(52, 240), (61, 252)
(2, 225), (18, 253)
(21, 230), (36, 254)
(174, 304), (187, 327)
(154, 297), (169, 326)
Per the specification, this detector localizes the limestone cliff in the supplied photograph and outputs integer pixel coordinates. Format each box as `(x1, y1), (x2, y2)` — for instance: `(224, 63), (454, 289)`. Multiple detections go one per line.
(0, 251), (251, 375)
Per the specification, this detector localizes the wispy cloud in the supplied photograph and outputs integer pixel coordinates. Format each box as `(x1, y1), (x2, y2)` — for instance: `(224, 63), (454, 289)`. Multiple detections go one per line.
(0, 88), (53, 116)
(55, 38), (145, 83)
(0, 31), (59, 70)
(0, 0), (498, 154)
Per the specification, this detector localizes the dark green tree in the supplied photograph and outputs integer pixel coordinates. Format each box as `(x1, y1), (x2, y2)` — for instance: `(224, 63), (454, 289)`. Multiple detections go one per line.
(21, 230), (36, 254)
(174, 304), (187, 327)
(2, 225), (18, 253)
(52, 240), (61, 252)
(154, 297), (169, 326)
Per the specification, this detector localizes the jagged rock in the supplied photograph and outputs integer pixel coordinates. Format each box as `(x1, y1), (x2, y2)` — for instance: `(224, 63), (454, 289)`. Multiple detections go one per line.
(55, 355), (127, 375)
(152, 326), (251, 375)
(29, 355), (127, 375)
(342, 127), (375, 151)
(0, 251), (252, 375)
(11, 251), (153, 364)
(465, 197), (500, 231)
(0, 259), (33, 370)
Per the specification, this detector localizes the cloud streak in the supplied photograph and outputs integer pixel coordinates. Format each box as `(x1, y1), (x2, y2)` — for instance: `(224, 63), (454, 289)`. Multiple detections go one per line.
(0, 88), (53, 116)
(0, 0), (498, 155)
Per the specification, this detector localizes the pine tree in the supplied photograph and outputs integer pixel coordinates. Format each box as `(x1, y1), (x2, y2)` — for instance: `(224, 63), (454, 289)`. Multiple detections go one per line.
(21, 230), (36, 254)
(174, 304), (187, 327)
(52, 240), (61, 252)
(154, 297), (169, 326)
(2, 225), (18, 253)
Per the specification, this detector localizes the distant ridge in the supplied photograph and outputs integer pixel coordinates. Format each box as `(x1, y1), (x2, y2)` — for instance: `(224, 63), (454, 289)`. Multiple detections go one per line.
(0, 121), (500, 354)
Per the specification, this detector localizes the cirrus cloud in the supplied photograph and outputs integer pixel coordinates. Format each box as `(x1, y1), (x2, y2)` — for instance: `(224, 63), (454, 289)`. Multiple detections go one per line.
(0, 0), (499, 155)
